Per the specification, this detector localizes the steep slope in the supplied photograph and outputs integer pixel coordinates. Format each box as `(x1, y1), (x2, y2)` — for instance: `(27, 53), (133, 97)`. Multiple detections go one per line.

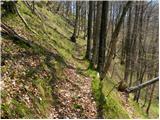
(1, 1), (158, 119)
(1, 2), (95, 118)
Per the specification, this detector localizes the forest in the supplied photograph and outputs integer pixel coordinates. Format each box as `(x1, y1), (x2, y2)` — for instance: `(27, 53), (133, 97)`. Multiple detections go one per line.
(1, 0), (159, 119)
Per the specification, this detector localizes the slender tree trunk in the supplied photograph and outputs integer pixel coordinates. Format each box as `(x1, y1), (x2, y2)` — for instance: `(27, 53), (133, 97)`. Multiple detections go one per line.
(91, 2), (102, 69)
(134, 4), (145, 103)
(83, 2), (88, 40)
(120, 20), (125, 65)
(66, 1), (71, 16)
(101, 1), (132, 80)
(142, 86), (149, 107)
(129, 4), (139, 87)
(32, 1), (35, 13)
(56, 2), (62, 13)
(85, 1), (94, 60)
(124, 6), (132, 83)
(70, 1), (79, 43)
(146, 83), (156, 114)
(77, 2), (81, 37)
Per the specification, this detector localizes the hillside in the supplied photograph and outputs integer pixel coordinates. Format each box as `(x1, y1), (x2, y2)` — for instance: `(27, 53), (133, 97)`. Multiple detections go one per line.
(1, 1), (159, 119)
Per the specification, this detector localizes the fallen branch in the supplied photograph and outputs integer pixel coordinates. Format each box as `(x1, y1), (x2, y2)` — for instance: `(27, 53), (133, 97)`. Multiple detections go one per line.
(1, 22), (32, 47)
(126, 77), (159, 93)
(15, 4), (37, 34)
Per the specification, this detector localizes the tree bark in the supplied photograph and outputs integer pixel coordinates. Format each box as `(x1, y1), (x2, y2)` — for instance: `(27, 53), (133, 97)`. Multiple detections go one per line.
(91, 2), (102, 69)
(70, 1), (80, 43)
(124, 6), (132, 83)
(146, 83), (156, 114)
(97, 2), (109, 118)
(85, 1), (94, 60)
(100, 1), (132, 80)
(97, 1), (109, 75)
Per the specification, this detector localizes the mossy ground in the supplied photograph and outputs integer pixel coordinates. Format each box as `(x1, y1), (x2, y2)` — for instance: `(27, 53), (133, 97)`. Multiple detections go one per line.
(1, 1), (159, 119)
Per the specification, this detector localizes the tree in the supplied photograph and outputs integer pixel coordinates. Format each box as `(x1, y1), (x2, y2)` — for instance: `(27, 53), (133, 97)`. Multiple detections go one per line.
(97, 1), (109, 118)
(32, 1), (35, 13)
(134, 3), (145, 102)
(97, 1), (108, 75)
(70, 1), (80, 43)
(85, 1), (94, 60)
(66, 1), (71, 16)
(129, 3), (139, 87)
(101, 1), (132, 80)
(91, 2), (102, 69)
(123, 6), (132, 84)
(146, 83), (156, 114)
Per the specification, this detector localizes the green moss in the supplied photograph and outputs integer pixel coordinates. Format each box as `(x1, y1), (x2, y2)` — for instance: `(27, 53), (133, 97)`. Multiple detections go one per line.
(128, 97), (147, 118)
(73, 103), (83, 109)
(1, 99), (32, 119)
(104, 96), (129, 118)
(89, 69), (130, 118)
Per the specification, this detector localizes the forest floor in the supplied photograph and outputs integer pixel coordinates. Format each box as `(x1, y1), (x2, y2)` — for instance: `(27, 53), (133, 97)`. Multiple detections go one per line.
(48, 59), (97, 119)
(1, 1), (159, 119)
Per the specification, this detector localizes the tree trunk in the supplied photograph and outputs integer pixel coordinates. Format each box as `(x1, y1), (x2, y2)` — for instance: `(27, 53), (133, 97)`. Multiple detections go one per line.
(66, 1), (71, 16)
(32, 1), (35, 13)
(101, 1), (132, 80)
(142, 86), (149, 108)
(91, 2), (102, 69)
(97, 1), (109, 76)
(146, 83), (156, 114)
(70, 1), (80, 43)
(85, 1), (94, 60)
(124, 6), (132, 83)
(129, 4), (139, 87)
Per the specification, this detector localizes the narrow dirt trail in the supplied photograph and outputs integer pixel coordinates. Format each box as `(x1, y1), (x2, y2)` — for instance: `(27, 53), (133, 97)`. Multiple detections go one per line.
(48, 44), (97, 118)
(49, 67), (97, 118)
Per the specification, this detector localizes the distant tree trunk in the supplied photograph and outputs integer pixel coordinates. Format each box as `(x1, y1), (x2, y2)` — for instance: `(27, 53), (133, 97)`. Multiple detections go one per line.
(101, 1), (132, 80)
(83, 2), (88, 40)
(142, 85), (150, 108)
(124, 6), (132, 83)
(70, 1), (80, 43)
(77, 2), (82, 37)
(66, 1), (71, 16)
(97, 1), (108, 75)
(91, 2), (102, 69)
(85, 1), (94, 60)
(32, 1), (35, 13)
(134, 4), (146, 103)
(56, 2), (61, 13)
(129, 4), (139, 87)
(146, 25), (158, 114)
(146, 83), (156, 115)
(120, 20), (125, 65)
